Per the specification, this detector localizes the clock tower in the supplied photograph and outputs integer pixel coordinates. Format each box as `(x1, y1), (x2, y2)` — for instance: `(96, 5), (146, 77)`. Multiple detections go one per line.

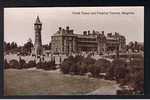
(34, 16), (43, 56)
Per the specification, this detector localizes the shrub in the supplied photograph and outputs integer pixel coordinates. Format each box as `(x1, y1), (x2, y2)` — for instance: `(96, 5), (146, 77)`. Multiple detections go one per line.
(60, 59), (71, 74)
(42, 61), (56, 70)
(69, 63), (80, 75)
(106, 59), (127, 80)
(94, 59), (111, 73)
(134, 70), (144, 94)
(26, 60), (36, 68)
(36, 61), (43, 69)
(9, 59), (19, 69)
(125, 63), (144, 94)
(73, 55), (84, 63)
(88, 64), (100, 77)
(77, 61), (87, 75)
(18, 59), (26, 69)
(60, 55), (84, 74)
(74, 56), (95, 75)
(130, 58), (144, 69)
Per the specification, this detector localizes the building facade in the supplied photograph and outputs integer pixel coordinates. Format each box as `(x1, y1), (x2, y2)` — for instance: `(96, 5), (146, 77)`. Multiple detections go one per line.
(51, 26), (126, 55)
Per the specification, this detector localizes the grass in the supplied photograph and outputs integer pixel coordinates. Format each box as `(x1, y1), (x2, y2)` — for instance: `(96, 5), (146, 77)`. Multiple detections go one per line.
(4, 68), (117, 96)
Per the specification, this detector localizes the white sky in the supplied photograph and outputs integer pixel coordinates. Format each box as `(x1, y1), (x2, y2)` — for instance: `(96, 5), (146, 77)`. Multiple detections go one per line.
(4, 7), (144, 46)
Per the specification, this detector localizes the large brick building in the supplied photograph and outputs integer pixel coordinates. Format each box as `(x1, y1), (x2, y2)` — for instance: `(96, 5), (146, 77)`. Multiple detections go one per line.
(51, 26), (126, 55)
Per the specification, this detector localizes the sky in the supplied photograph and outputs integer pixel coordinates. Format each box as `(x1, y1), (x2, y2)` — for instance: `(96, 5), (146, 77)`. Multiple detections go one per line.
(4, 7), (144, 46)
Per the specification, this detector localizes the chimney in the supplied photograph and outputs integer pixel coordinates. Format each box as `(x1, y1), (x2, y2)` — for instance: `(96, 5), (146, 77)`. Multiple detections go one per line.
(92, 30), (96, 35)
(62, 28), (65, 33)
(107, 33), (112, 37)
(66, 26), (69, 30)
(88, 30), (90, 35)
(59, 27), (62, 31)
(83, 31), (87, 35)
(102, 31), (104, 35)
(70, 29), (74, 34)
(115, 32), (119, 36)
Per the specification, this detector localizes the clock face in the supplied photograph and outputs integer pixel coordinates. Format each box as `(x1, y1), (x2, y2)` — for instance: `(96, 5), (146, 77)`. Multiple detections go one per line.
(38, 25), (41, 29)
(35, 24), (42, 29)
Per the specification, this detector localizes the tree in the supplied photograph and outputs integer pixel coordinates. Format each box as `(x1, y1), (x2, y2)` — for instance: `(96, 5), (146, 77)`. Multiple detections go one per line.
(23, 38), (33, 54)
(128, 41), (134, 52)
(94, 59), (111, 73)
(19, 57), (26, 69)
(10, 42), (17, 49)
(107, 59), (127, 81)
(43, 44), (49, 50)
(60, 59), (71, 74)
(9, 59), (19, 69)
(88, 64), (100, 77)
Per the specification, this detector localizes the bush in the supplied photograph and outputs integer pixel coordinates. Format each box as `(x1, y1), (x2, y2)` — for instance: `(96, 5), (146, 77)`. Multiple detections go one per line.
(77, 61), (87, 75)
(69, 63), (80, 75)
(18, 59), (26, 69)
(94, 59), (111, 73)
(42, 61), (56, 70)
(35, 59), (56, 70)
(134, 70), (144, 93)
(77, 56), (96, 75)
(130, 58), (144, 69)
(70, 56), (96, 75)
(9, 59), (19, 69)
(125, 63), (144, 94)
(106, 59), (127, 80)
(60, 59), (71, 74)
(131, 54), (143, 59)
(60, 55), (84, 74)
(26, 60), (36, 68)
(88, 64), (100, 77)
(73, 55), (84, 63)
(36, 61), (43, 69)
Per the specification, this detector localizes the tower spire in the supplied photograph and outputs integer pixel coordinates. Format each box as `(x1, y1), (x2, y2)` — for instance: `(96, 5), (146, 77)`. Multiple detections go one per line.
(35, 16), (41, 24)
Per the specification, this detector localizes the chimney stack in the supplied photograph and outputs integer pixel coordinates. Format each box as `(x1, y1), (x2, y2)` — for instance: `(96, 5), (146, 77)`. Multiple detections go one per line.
(83, 31), (87, 35)
(88, 30), (90, 35)
(59, 27), (62, 31)
(102, 31), (104, 35)
(66, 26), (69, 30)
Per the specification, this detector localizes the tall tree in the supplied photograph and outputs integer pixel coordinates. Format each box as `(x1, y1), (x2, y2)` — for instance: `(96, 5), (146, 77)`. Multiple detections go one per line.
(128, 41), (134, 52)
(23, 38), (33, 54)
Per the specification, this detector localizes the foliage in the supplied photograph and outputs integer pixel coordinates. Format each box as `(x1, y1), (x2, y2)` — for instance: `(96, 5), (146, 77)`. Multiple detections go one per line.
(25, 60), (36, 68)
(9, 59), (19, 69)
(106, 59), (127, 80)
(60, 55), (84, 74)
(94, 59), (111, 73)
(18, 58), (26, 69)
(36, 61), (56, 70)
(60, 59), (72, 74)
(23, 39), (33, 55)
(60, 55), (97, 76)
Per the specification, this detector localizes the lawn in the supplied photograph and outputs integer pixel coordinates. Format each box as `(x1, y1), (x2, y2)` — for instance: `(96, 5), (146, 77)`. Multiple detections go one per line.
(4, 69), (117, 95)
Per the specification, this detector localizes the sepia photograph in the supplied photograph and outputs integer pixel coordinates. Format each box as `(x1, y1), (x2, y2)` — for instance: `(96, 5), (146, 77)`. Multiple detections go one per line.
(4, 7), (144, 96)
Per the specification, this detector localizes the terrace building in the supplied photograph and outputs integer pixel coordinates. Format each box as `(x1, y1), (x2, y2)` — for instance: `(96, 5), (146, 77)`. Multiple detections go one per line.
(51, 26), (126, 55)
